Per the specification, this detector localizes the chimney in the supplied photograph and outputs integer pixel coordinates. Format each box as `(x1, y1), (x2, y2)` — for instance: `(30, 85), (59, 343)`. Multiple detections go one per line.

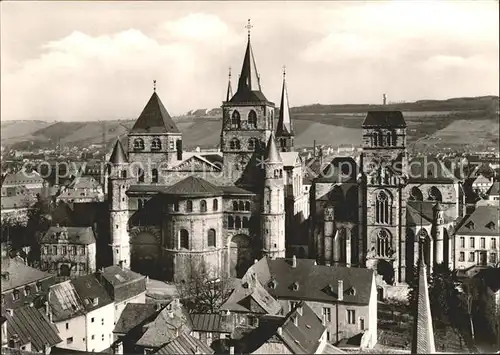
(168, 311), (174, 319)
(277, 327), (283, 336)
(254, 259), (258, 264)
(155, 303), (162, 311)
(338, 280), (344, 301)
(292, 255), (297, 268)
(297, 305), (303, 316)
(119, 260), (124, 270)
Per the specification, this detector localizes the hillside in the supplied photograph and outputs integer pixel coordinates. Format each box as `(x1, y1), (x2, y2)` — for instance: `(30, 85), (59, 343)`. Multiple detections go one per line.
(1, 96), (498, 152)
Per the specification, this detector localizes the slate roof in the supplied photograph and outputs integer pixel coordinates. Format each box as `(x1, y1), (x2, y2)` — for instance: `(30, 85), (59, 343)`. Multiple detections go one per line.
(113, 303), (159, 334)
(48, 280), (86, 322)
(455, 204), (500, 236)
(265, 133), (282, 163)
(71, 275), (113, 313)
(246, 257), (374, 305)
(136, 301), (192, 348)
(221, 185), (256, 196)
(190, 313), (233, 333)
(220, 277), (281, 315)
(1, 258), (53, 292)
(5, 305), (62, 351)
(100, 265), (144, 287)
(1, 172), (44, 187)
(130, 92), (180, 134)
(487, 181), (500, 196)
(362, 111), (406, 128)
(276, 76), (293, 136)
(40, 226), (96, 245)
(154, 333), (214, 354)
(162, 176), (222, 198)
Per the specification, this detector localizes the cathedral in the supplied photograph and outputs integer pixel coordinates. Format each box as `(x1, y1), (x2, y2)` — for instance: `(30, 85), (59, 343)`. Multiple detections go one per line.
(107, 25), (307, 281)
(107, 22), (465, 288)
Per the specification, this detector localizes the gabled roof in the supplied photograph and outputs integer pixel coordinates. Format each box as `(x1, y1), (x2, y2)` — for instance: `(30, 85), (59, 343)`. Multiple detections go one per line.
(1, 258), (53, 292)
(130, 92), (180, 134)
(5, 305), (62, 351)
(276, 75), (293, 137)
(190, 313), (233, 333)
(71, 275), (113, 313)
(41, 226), (96, 245)
(49, 280), (85, 322)
(362, 111), (406, 128)
(113, 303), (159, 334)
(246, 257), (374, 305)
(1, 171), (44, 187)
(265, 134), (282, 164)
(455, 204), (500, 236)
(487, 181), (500, 196)
(155, 332), (214, 354)
(162, 176), (222, 198)
(99, 265), (145, 287)
(109, 139), (128, 164)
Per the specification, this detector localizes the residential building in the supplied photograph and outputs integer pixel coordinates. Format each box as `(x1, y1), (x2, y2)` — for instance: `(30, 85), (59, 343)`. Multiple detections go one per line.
(487, 181), (500, 201)
(40, 226), (96, 277)
(1, 171), (44, 191)
(48, 275), (114, 353)
(243, 256), (378, 348)
(189, 313), (233, 349)
(1, 256), (55, 310)
(153, 333), (214, 354)
(2, 305), (62, 353)
(57, 176), (104, 203)
(472, 175), (494, 196)
(454, 203), (500, 269)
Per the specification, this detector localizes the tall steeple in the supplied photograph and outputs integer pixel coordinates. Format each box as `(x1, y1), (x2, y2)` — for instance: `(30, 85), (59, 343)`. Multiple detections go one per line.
(411, 252), (436, 354)
(226, 67), (233, 102)
(276, 66), (294, 152)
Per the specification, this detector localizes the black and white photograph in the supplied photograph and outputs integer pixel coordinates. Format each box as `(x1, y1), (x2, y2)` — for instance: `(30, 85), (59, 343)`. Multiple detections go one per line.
(1, 1), (499, 354)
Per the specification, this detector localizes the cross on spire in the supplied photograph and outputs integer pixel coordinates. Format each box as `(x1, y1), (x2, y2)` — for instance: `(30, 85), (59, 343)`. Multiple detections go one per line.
(153, 80), (156, 92)
(282, 65), (286, 78)
(245, 19), (253, 40)
(228, 67), (232, 79)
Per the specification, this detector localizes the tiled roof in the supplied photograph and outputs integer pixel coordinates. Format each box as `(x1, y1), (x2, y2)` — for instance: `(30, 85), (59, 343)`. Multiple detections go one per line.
(0, 195), (37, 210)
(71, 275), (113, 313)
(246, 257), (374, 305)
(155, 332), (214, 354)
(136, 301), (192, 348)
(190, 313), (233, 333)
(221, 185), (256, 196)
(1, 172), (44, 187)
(1, 258), (53, 292)
(113, 303), (158, 334)
(66, 176), (102, 190)
(100, 265), (144, 287)
(362, 111), (406, 128)
(130, 92), (180, 134)
(0, 348), (42, 355)
(455, 204), (500, 236)
(5, 305), (62, 351)
(162, 176), (222, 197)
(220, 277), (281, 315)
(41, 226), (96, 245)
(48, 280), (85, 322)
(487, 181), (500, 196)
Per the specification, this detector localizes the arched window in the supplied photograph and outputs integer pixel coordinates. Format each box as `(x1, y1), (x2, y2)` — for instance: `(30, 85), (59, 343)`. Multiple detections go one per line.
(279, 169), (283, 178)
(248, 138), (257, 151)
(133, 138), (145, 150)
(428, 186), (442, 202)
(248, 110), (257, 128)
(180, 229), (189, 249)
(207, 229), (216, 247)
(121, 170), (127, 178)
(386, 132), (392, 146)
(230, 138), (240, 150)
(373, 133), (378, 147)
(137, 168), (144, 183)
(151, 168), (158, 183)
(186, 200), (193, 212)
(242, 217), (249, 228)
(238, 201), (245, 211)
(151, 138), (162, 150)
(264, 187), (271, 212)
(231, 110), (241, 129)
(378, 132), (383, 147)
(138, 199), (143, 210)
(410, 187), (423, 201)
(244, 201), (251, 211)
(228, 216), (234, 229)
(391, 131), (397, 146)
(377, 229), (390, 257)
(375, 191), (390, 224)
(174, 201), (179, 212)
(233, 201), (239, 211)
(235, 216), (242, 229)
(213, 199), (218, 211)
(200, 200), (207, 212)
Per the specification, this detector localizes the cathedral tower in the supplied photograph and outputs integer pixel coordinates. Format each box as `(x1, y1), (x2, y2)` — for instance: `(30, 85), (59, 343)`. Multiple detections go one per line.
(275, 67), (294, 152)
(261, 133), (286, 259)
(221, 20), (275, 184)
(108, 139), (131, 267)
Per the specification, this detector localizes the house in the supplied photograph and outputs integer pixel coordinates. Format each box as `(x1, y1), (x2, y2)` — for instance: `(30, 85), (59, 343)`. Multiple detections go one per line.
(189, 313), (233, 349)
(2, 305), (62, 353)
(243, 256), (378, 348)
(1, 256), (55, 310)
(40, 226), (97, 277)
(154, 333), (214, 354)
(48, 275), (115, 352)
(487, 181), (500, 201)
(1, 195), (38, 224)
(57, 176), (104, 203)
(472, 175), (494, 196)
(1, 171), (45, 190)
(454, 203), (499, 269)
(96, 265), (147, 324)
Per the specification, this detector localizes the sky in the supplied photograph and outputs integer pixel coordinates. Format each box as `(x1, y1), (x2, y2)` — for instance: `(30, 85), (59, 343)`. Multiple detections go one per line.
(1, 1), (498, 121)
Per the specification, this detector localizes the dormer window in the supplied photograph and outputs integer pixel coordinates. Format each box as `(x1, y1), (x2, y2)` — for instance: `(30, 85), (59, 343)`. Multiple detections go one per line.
(346, 287), (356, 296)
(291, 282), (299, 291)
(151, 138), (162, 150)
(486, 221), (495, 229)
(466, 221), (475, 229)
(133, 138), (145, 150)
(268, 279), (277, 289)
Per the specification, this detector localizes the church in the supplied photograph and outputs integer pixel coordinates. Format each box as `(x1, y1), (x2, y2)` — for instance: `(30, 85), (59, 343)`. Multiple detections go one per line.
(106, 23), (308, 281)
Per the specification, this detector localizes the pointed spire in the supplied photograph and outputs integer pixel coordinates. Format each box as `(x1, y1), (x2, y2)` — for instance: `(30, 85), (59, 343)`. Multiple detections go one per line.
(131, 92), (180, 134)
(411, 251), (436, 354)
(265, 133), (282, 164)
(109, 139), (128, 165)
(276, 65), (293, 136)
(226, 67), (233, 102)
(238, 25), (261, 92)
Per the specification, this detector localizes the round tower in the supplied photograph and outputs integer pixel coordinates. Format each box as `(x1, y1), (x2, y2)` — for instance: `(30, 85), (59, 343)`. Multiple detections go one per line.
(261, 134), (286, 259)
(108, 139), (131, 267)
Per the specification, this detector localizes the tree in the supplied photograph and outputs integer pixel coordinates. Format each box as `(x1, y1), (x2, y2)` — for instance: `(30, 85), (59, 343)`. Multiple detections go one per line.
(175, 258), (233, 314)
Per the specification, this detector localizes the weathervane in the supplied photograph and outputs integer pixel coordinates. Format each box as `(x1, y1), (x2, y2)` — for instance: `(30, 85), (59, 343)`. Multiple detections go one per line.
(153, 80), (157, 92)
(245, 19), (253, 40)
